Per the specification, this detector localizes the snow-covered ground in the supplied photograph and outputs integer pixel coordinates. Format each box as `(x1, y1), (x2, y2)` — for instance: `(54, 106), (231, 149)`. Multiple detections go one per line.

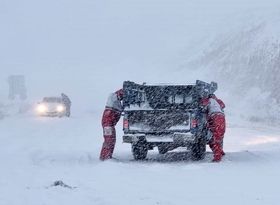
(1, 113), (280, 205)
(1, 0), (280, 204)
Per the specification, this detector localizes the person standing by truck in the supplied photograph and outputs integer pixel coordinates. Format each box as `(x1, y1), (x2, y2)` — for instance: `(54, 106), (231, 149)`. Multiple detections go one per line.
(201, 94), (226, 162)
(61, 93), (71, 117)
(100, 89), (124, 161)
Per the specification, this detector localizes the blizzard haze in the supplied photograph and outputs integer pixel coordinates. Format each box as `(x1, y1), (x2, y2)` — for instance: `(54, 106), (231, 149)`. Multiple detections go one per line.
(1, 1), (280, 112)
(1, 0), (280, 113)
(1, 1), (280, 205)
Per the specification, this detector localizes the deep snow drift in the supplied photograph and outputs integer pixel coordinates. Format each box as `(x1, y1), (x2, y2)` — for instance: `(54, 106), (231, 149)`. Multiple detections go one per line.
(1, 0), (280, 204)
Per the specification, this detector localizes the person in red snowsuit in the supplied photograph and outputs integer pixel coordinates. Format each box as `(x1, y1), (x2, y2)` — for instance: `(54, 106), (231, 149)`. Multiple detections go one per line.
(201, 94), (226, 162)
(99, 89), (124, 160)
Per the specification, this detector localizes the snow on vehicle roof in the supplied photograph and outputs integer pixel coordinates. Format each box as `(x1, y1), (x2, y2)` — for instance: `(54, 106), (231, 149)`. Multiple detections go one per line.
(42, 97), (62, 103)
(142, 82), (196, 86)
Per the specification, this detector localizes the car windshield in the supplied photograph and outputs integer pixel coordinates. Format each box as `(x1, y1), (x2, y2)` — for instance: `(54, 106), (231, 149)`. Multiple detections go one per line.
(43, 97), (62, 103)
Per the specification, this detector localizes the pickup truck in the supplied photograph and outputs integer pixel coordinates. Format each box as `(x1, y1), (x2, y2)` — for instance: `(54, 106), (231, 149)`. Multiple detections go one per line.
(122, 80), (218, 160)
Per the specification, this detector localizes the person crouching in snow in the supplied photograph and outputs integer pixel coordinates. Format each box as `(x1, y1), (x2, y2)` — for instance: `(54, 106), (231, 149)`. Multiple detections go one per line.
(201, 94), (226, 162)
(100, 89), (124, 161)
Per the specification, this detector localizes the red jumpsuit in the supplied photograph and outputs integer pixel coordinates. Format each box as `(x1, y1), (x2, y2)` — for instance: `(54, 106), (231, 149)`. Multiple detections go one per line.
(201, 95), (226, 162)
(99, 89), (123, 160)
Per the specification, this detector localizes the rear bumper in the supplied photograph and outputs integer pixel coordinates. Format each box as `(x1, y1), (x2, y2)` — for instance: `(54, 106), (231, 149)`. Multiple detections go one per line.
(123, 132), (196, 144)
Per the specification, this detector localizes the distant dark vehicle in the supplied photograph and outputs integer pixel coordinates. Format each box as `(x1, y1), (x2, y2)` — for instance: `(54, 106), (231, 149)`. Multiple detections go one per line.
(122, 80), (218, 160)
(36, 97), (67, 117)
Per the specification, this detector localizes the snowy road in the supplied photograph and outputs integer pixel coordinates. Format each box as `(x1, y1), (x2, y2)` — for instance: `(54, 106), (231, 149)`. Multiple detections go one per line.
(1, 114), (280, 205)
(1, 0), (280, 204)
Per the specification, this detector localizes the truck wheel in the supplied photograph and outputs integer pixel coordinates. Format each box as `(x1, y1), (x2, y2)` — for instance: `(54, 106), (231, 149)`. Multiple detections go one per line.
(158, 145), (168, 154)
(132, 142), (148, 160)
(191, 138), (206, 161)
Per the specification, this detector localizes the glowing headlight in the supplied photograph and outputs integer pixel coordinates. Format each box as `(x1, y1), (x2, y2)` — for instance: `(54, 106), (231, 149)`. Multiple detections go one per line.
(56, 105), (65, 112)
(37, 104), (47, 113)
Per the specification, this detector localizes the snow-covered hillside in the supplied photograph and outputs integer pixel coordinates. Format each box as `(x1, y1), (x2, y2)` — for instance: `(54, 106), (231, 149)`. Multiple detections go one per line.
(1, 0), (280, 204)
(185, 13), (280, 122)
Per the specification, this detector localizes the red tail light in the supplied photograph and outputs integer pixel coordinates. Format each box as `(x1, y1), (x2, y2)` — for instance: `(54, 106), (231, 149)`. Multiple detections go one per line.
(191, 119), (198, 128)
(123, 119), (129, 129)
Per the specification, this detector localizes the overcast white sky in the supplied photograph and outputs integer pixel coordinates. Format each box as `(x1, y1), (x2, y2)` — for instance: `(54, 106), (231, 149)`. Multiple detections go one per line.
(1, 0), (278, 72)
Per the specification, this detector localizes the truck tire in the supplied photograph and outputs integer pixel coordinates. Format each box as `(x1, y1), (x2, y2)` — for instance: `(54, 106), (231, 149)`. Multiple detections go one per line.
(191, 138), (206, 161)
(132, 142), (148, 160)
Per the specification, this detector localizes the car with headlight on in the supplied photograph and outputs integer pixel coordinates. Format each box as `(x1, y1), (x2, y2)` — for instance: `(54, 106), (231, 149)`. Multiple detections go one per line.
(36, 97), (66, 117)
